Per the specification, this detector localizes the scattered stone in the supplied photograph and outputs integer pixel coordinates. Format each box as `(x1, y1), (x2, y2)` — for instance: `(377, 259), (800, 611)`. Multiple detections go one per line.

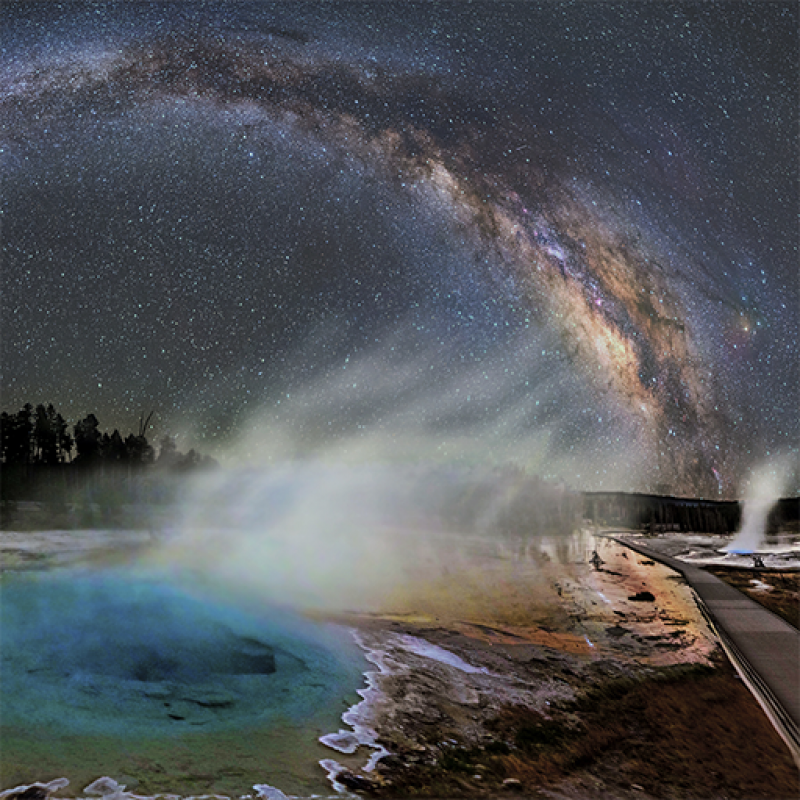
(253, 785), (289, 800)
(502, 778), (522, 789)
(631, 783), (645, 792)
(335, 770), (375, 793)
(319, 729), (361, 754)
(0, 781), (69, 800)
(628, 591), (655, 602)
(5, 788), (49, 800)
(83, 778), (125, 797)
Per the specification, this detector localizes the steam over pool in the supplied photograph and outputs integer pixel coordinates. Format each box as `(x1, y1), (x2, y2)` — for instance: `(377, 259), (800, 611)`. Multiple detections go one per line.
(0, 566), (366, 794)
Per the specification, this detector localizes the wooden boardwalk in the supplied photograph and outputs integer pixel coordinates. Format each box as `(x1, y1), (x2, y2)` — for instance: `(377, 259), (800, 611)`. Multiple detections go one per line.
(612, 536), (800, 767)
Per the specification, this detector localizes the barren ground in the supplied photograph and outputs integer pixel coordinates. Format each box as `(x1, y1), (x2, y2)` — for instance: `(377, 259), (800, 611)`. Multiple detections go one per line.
(320, 533), (799, 799)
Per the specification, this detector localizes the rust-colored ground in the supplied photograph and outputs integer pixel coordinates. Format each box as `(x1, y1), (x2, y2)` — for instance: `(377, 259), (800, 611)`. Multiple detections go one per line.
(335, 535), (800, 799)
(366, 653), (799, 799)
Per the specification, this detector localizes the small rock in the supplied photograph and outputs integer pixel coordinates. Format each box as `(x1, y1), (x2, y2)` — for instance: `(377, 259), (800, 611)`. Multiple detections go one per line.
(502, 778), (521, 786)
(335, 771), (375, 793)
(2, 782), (69, 800)
(185, 689), (235, 708)
(5, 788), (49, 800)
(631, 784), (645, 792)
(83, 778), (124, 797)
(253, 785), (289, 800)
(319, 729), (360, 754)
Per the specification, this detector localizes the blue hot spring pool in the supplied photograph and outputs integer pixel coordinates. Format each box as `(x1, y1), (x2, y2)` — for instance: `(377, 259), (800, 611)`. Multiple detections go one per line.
(0, 567), (367, 796)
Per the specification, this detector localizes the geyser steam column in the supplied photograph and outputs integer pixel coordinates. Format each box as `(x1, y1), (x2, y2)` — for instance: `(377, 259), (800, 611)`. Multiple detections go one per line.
(725, 460), (793, 556)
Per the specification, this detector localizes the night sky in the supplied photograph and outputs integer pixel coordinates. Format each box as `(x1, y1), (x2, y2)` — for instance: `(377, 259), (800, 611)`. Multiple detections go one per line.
(2, 1), (797, 497)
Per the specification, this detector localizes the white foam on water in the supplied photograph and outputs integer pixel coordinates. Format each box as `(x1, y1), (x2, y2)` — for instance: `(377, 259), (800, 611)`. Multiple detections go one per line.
(82, 777), (230, 800)
(318, 626), (503, 790)
(317, 761), (348, 794)
(318, 730), (361, 755)
(318, 629), (395, 783)
(0, 779), (70, 800)
(0, 777), (335, 800)
(252, 784), (290, 800)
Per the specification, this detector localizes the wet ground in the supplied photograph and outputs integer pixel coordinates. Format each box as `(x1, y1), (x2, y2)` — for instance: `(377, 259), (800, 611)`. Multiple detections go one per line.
(317, 530), (799, 799)
(317, 534), (713, 779)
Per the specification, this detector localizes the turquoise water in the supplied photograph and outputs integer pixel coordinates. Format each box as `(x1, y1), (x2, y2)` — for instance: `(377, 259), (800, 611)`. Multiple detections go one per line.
(0, 567), (366, 795)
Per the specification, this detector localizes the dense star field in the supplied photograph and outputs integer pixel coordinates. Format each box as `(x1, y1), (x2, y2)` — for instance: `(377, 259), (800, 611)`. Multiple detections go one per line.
(1, 1), (797, 497)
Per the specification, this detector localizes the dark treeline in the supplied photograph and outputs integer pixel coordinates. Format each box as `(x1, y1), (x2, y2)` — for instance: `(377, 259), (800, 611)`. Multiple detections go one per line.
(1, 404), (217, 471)
(584, 492), (742, 534)
(770, 497), (800, 533)
(1, 403), (218, 517)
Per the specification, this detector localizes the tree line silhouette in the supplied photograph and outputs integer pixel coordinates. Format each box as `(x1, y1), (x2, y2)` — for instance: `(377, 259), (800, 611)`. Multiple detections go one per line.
(1, 404), (217, 470)
(1, 403), (217, 512)
(583, 491), (741, 534)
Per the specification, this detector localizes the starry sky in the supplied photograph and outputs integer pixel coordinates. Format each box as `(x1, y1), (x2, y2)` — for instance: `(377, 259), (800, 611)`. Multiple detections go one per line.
(1, 1), (797, 498)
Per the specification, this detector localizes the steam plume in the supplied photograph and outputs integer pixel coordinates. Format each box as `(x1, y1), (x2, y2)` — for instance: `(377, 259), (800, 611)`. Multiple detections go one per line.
(726, 459), (794, 554)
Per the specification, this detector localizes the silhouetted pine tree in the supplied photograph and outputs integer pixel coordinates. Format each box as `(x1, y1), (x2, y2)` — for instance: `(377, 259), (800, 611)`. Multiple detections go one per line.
(74, 414), (102, 466)
(31, 404), (73, 464)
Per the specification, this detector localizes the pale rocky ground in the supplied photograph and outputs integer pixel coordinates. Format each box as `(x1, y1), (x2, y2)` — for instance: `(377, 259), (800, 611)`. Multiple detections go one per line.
(316, 530), (721, 796)
(0, 527), (160, 571)
(613, 530), (800, 570)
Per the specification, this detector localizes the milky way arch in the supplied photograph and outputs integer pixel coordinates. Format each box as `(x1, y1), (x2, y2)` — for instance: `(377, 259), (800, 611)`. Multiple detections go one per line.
(2, 3), (797, 497)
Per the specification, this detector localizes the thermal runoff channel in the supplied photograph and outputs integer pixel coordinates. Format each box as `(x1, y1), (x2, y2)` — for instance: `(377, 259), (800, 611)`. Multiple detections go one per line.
(2, 2), (797, 499)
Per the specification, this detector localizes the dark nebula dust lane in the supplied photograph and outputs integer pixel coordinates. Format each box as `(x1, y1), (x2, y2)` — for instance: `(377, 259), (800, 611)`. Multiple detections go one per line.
(1, 2), (797, 497)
